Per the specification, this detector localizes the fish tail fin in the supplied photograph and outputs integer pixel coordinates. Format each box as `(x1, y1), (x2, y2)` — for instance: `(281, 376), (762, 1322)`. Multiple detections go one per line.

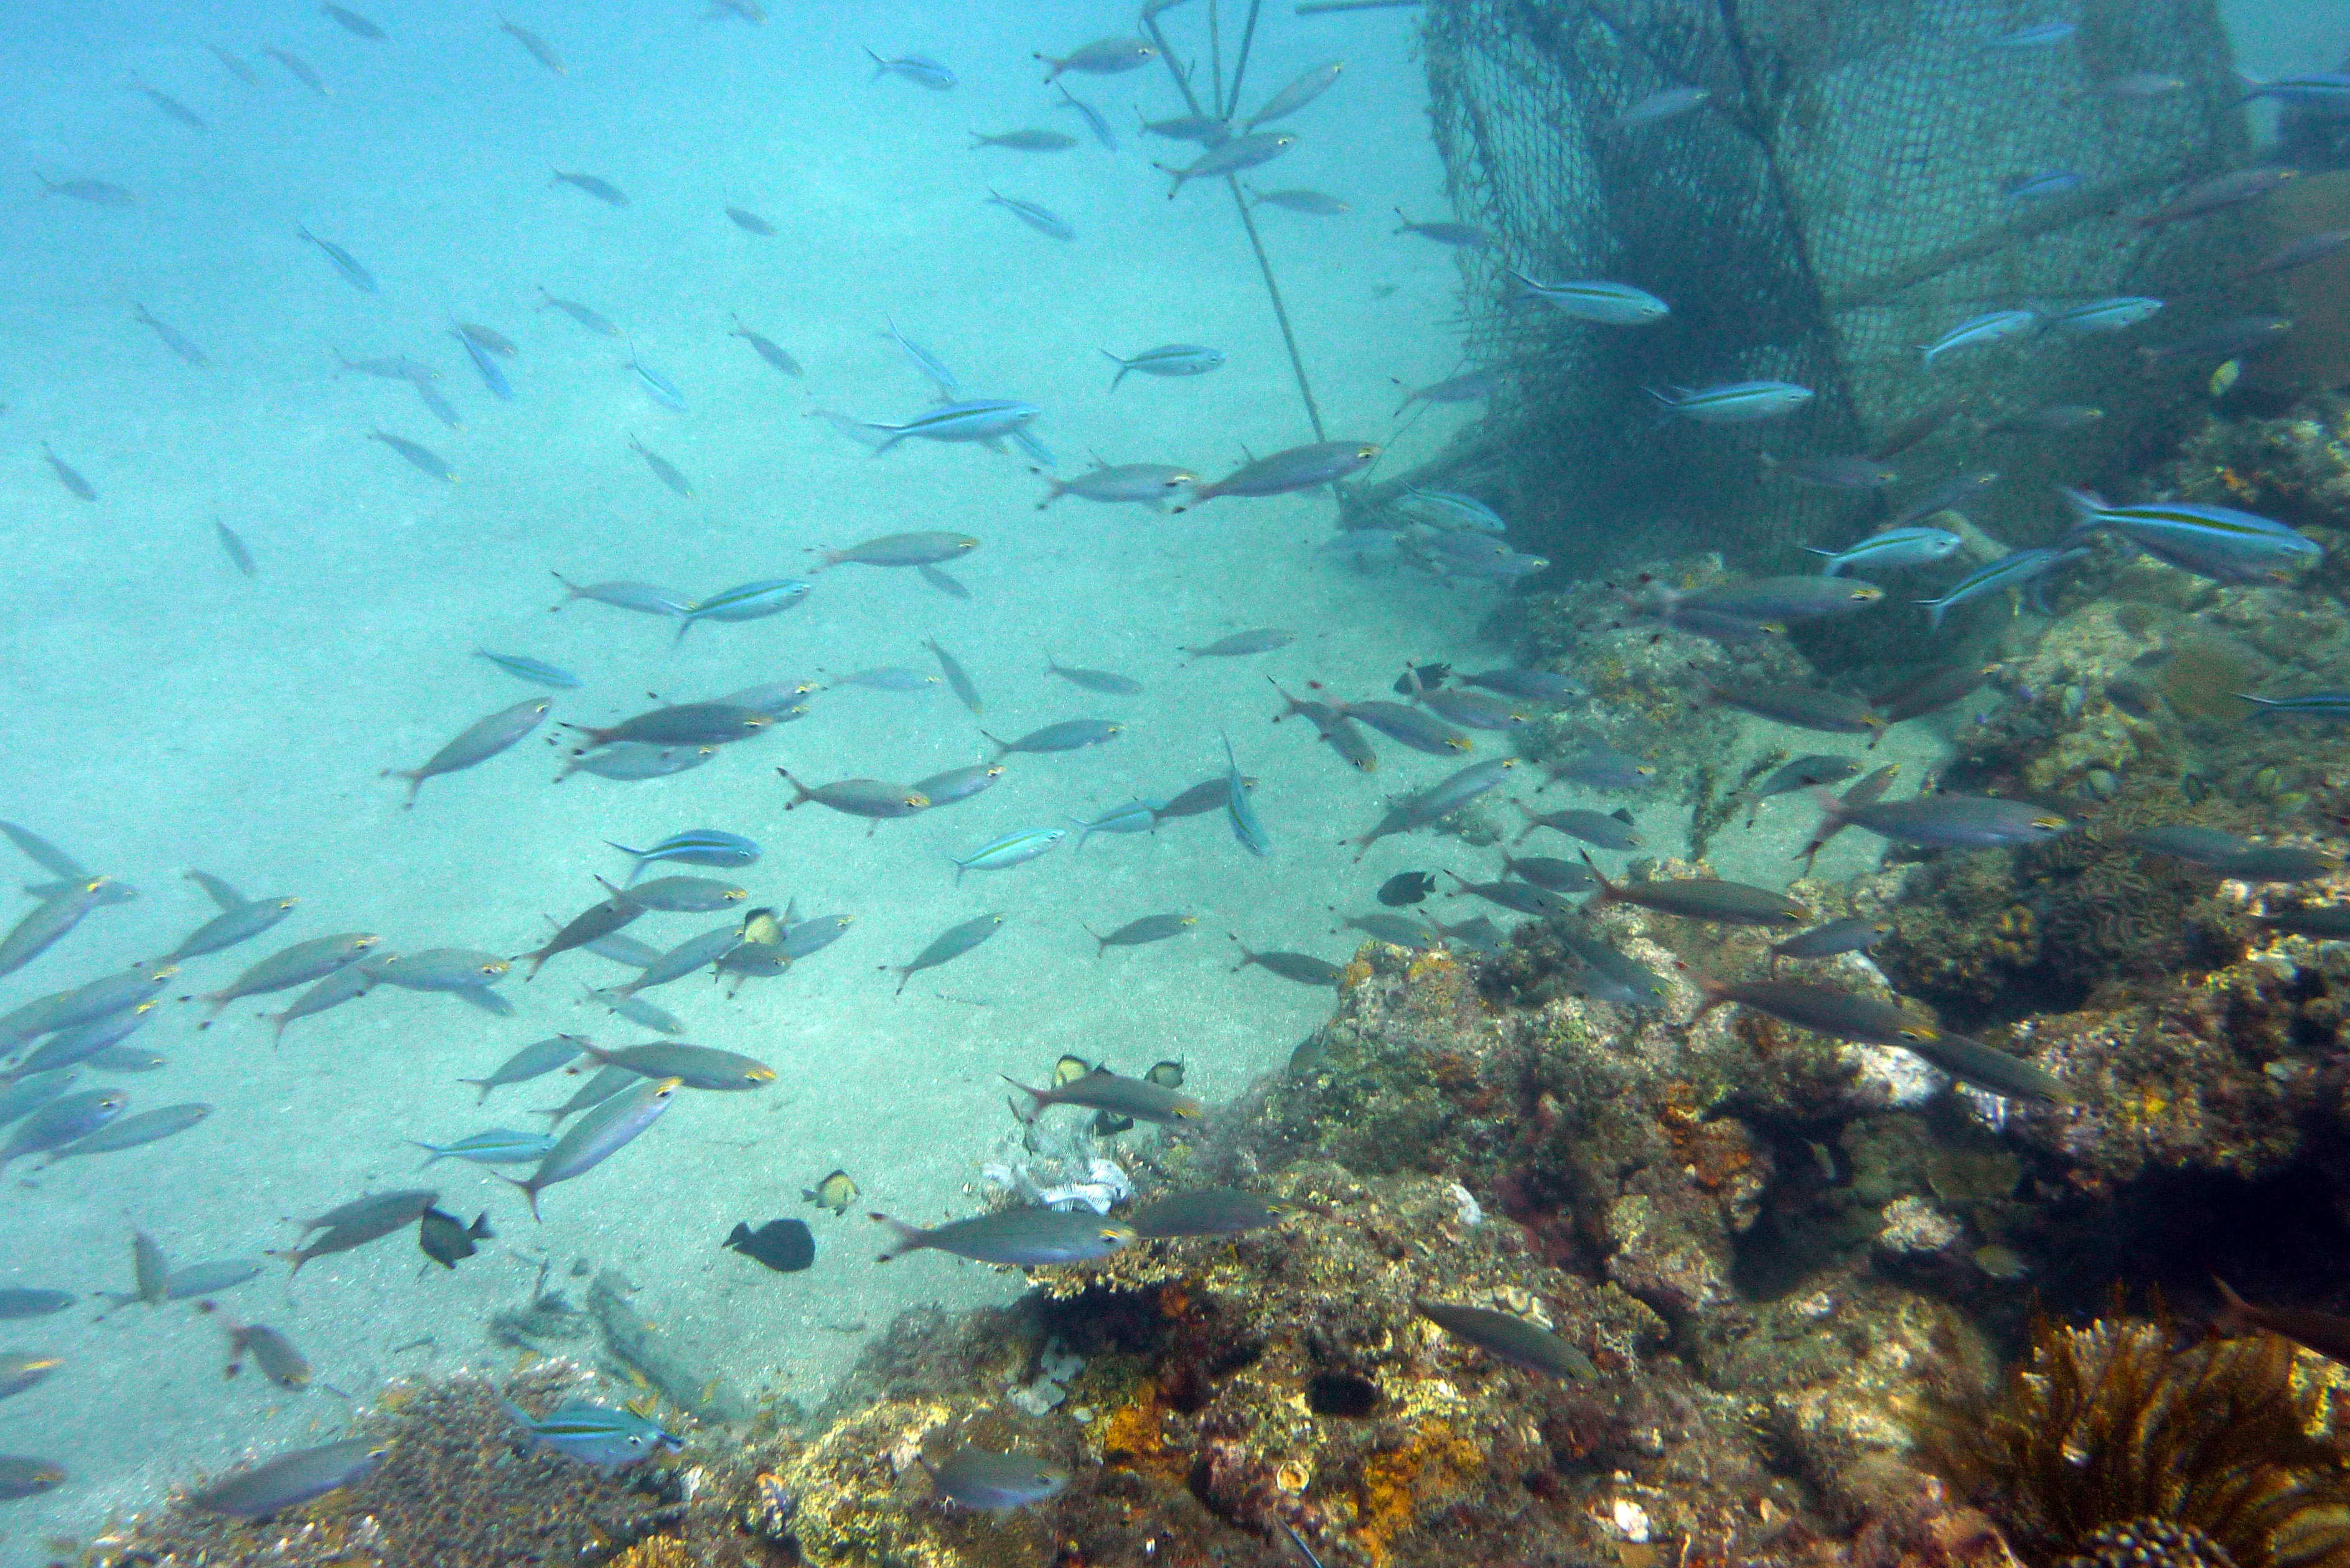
(1098, 349), (1128, 391)
(997, 1075), (1049, 1121)
(870, 1211), (924, 1261)
(1684, 969), (1733, 1019)
(980, 731), (1012, 760)
(2211, 1277), (2259, 1336)
(407, 1142), (444, 1167)
(494, 1172), (543, 1223)
(459, 1077), (492, 1104)
(1579, 851), (1619, 903)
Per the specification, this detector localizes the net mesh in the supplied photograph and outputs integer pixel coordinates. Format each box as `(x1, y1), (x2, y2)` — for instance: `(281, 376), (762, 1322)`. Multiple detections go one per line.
(1389, 0), (2254, 574)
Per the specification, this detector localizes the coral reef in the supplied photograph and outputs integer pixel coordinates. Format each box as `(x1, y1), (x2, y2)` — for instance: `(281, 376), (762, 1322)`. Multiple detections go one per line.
(1917, 1300), (2350, 1568)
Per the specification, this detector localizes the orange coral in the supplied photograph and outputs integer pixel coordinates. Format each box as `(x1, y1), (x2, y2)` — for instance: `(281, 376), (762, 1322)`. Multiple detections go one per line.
(1352, 1421), (1486, 1565)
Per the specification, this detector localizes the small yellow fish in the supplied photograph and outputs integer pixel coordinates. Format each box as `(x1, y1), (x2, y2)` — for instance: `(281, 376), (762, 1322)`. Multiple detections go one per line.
(2209, 358), (2240, 398)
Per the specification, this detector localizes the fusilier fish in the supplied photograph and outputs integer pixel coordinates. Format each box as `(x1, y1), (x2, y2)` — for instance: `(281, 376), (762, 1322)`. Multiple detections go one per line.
(779, 771), (930, 818)
(203, 933), (380, 1015)
(984, 719), (1123, 757)
(1156, 133), (1298, 197)
(1392, 208), (1491, 248)
(891, 913), (1004, 994)
(502, 1075), (681, 1219)
(502, 17), (566, 73)
(1101, 343), (1226, 390)
(568, 704), (770, 750)
(810, 532), (978, 571)
(1232, 941), (1344, 985)
(1036, 37), (1157, 79)
(1087, 913), (1196, 954)
(672, 581), (812, 643)
(1691, 974), (2066, 1101)
(872, 1208), (1136, 1266)
(927, 637), (983, 713)
(1005, 1065), (1202, 1124)
(382, 698), (551, 806)
(1809, 526), (1960, 576)
(476, 649), (581, 689)
(574, 1041), (773, 1090)
(864, 399), (1040, 450)
(296, 225), (372, 289)
(1037, 462), (1198, 510)
(985, 190), (1074, 239)
(46, 1101), (210, 1163)
(38, 444), (96, 502)
(1507, 271), (1670, 325)
(503, 1400), (683, 1470)
(1918, 309), (2039, 366)
(367, 428), (457, 482)
(551, 168), (628, 206)
(728, 314), (800, 373)
(949, 828), (1065, 879)
(188, 1439), (386, 1519)
(865, 49), (955, 89)
(1645, 380), (1814, 422)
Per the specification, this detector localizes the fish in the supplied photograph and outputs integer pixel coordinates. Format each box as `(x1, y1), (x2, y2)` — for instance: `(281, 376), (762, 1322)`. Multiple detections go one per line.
(2211, 846), (2341, 884)
(133, 303), (208, 366)
(215, 520), (256, 576)
(1515, 803), (1639, 850)
(1336, 909), (1445, 946)
(0, 877), (113, 981)
(1646, 380), (1814, 422)
(296, 225), (374, 291)
(0, 1289), (72, 1319)
(1691, 974), (2067, 1102)
(804, 1170), (858, 1213)
(574, 1042), (773, 1091)
(1006, 1065), (1202, 1125)
(1140, 110), (1233, 144)
(1416, 1298), (1595, 1381)
(986, 186), (1078, 238)
(1695, 676), (1883, 735)
(1496, 852), (1599, 896)
(500, 17), (565, 73)
(569, 703), (771, 749)
(1087, 913), (1196, 954)
(1217, 730), (1273, 857)
(920, 563), (971, 599)
(2136, 167), (2297, 228)
(1392, 208), (1491, 248)
(502, 1076), (681, 1220)
(538, 286), (617, 335)
(261, 963), (380, 1042)
(1037, 461), (1199, 510)
(2048, 296), (2164, 334)
(1327, 700), (1470, 757)
(810, 533), (978, 572)
(1245, 59), (1346, 131)
(2000, 169), (2084, 199)
(35, 173), (134, 207)
(883, 912), (991, 1001)
(37, 444), (96, 502)
(476, 649), (581, 689)
(1985, 20), (2074, 46)
(2241, 693), (2350, 721)
(911, 763), (1006, 809)
(203, 933), (380, 1015)
(2235, 230), (2350, 282)
(462, 1037), (590, 1101)
(1614, 85), (1711, 129)
(914, 637), (982, 714)
(0, 1073), (78, 1130)
(367, 429), (457, 483)
(971, 128), (1079, 152)
(188, 1439), (386, 1518)
(1158, 133), (1298, 197)
(1232, 941), (1344, 986)
(726, 1218), (815, 1272)
(45, 1102), (210, 1164)
(1379, 871), (1438, 906)
(551, 574), (693, 617)
(1132, 1188), (1292, 1238)
(1247, 185), (1349, 215)
(1873, 665), (1992, 725)
(1444, 872), (1578, 920)
(1808, 526), (1960, 576)
(673, 580), (811, 643)
(265, 44), (333, 93)
(778, 771), (930, 819)
(322, 3), (385, 38)
(864, 398), (1039, 450)
(1507, 271), (1671, 325)
(1411, 684), (1524, 731)
(517, 886), (644, 979)
(920, 1447), (1071, 1512)
(367, 950), (510, 993)
(1102, 343), (1227, 390)
(727, 314), (800, 375)
(0, 821), (87, 879)
(410, 1127), (558, 1167)
(2211, 1278), (2350, 1366)
(210, 1305), (311, 1389)
(0, 1456), (68, 1500)
(1918, 309), (2039, 366)
(415, 381), (464, 429)
(1036, 37), (1157, 78)
(1585, 857), (1806, 927)
(1914, 547), (2087, 630)
(2259, 907), (2350, 941)
(452, 328), (513, 401)
(1187, 441), (1381, 505)
(1042, 654), (1142, 694)
(1070, 803), (1161, 852)
(1395, 369), (1499, 412)
(2144, 315), (2295, 368)
(949, 828), (1066, 880)
(418, 1206), (492, 1268)
(1762, 453), (1899, 490)
(0, 1353), (59, 1402)
(604, 828), (761, 876)
(1804, 785), (2073, 861)
(551, 169), (629, 206)
(382, 698), (551, 806)
(628, 343), (686, 410)
(503, 1398), (683, 1469)
(872, 1208), (1136, 1266)
(865, 49), (955, 89)
(2057, 488), (2317, 584)
(1349, 759), (1517, 855)
(0, 1090), (127, 1170)
(210, 44), (263, 84)
(985, 719), (1123, 758)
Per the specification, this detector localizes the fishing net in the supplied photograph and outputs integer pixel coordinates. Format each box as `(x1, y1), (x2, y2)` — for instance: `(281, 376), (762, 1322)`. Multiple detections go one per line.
(1386, 0), (2254, 574)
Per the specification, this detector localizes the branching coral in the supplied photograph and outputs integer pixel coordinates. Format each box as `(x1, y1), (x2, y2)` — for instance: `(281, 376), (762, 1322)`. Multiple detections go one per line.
(1917, 1299), (2350, 1568)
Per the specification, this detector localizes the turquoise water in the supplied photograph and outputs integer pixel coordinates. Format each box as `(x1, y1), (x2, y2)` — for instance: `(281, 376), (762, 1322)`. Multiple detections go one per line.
(0, 0), (2332, 1556)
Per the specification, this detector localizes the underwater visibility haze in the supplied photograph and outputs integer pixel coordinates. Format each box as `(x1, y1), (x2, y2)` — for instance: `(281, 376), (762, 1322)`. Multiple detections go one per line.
(6, 0), (2350, 1564)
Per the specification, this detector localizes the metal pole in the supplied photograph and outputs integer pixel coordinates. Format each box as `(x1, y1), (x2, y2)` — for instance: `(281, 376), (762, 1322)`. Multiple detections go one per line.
(1145, 11), (1329, 445)
(1225, 0), (1266, 119)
